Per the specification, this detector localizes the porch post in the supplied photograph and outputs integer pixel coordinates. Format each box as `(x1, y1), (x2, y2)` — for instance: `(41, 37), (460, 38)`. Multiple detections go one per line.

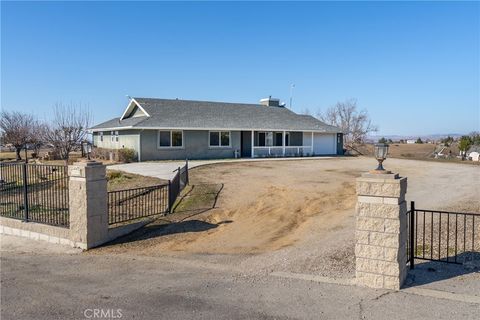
(251, 130), (255, 158)
(282, 131), (286, 156)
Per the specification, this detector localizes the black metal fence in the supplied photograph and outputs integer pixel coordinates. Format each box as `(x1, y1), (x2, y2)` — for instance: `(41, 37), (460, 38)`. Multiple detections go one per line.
(169, 161), (189, 214)
(107, 161), (189, 226)
(407, 201), (479, 269)
(0, 162), (70, 227)
(108, 184), (169, 225)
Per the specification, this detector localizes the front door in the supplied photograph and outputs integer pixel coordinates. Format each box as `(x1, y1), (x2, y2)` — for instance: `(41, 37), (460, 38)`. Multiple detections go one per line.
(241, 131), (252, 157)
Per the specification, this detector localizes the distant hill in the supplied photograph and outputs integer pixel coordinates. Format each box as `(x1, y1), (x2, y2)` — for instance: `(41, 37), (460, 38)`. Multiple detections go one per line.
(366, 133), (464, 143)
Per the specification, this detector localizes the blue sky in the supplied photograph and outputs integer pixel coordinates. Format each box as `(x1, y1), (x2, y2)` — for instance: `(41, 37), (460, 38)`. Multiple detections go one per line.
(1, 1), (479, 136)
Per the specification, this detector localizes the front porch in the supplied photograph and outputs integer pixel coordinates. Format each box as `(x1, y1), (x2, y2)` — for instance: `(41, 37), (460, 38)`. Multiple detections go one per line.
(242, 131), (317, 158)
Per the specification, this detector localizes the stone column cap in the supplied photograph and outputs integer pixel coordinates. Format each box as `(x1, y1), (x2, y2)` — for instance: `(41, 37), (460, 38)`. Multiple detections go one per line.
(361, 172), (399, 180)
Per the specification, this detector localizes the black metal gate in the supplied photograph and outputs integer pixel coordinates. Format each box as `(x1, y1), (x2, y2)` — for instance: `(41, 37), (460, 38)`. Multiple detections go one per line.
(407, 201), (479, 269)
(107, 160), (189, 225)
(0, 162), (69, 227)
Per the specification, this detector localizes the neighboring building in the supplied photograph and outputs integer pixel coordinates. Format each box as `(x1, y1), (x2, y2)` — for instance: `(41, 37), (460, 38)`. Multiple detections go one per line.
(90, 97), (344, 161)
(406, 139), (416, 144)
(467, 146), (480, 162)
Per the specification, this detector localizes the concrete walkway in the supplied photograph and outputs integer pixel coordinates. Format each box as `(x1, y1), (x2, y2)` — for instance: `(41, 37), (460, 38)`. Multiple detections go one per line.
(108, 156), (335, 180)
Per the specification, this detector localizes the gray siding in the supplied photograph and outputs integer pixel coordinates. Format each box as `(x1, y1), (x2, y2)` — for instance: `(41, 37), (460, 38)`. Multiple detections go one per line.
(140, 130), (241, 161)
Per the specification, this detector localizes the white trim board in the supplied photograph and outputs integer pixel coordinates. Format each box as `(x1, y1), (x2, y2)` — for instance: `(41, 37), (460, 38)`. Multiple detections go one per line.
(120, 98), (151, 120)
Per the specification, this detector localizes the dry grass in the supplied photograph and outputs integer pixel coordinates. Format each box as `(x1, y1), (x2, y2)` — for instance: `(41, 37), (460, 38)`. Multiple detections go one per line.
(106, 170), (166, 192)
(358, 143), (436, 158)
(0, 151), (36, 161)
(356, 143), (479, 165)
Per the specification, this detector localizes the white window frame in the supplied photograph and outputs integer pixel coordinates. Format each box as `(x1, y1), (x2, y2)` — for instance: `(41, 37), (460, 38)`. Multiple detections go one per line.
(110, 131), (115, 142)
(99, 132), (103, 142)
(209, 131), (231, 148)
(115, 131), (119, 142)
(157, 130), (184, 149)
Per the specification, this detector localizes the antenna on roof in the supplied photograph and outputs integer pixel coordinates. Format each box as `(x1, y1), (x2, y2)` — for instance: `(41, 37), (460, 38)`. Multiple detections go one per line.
(289, 84), (295, 109)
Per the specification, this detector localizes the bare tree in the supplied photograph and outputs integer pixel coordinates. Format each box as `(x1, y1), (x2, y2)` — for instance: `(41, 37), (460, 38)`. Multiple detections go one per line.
(317, 99), (377, 150)
(30, 123), (47, 156)
(43, 103), (91, 164)
(0, 111), (36, 160)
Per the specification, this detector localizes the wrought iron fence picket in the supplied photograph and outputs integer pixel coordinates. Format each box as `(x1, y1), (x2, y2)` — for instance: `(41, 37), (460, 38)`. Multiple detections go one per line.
(0, 162), (69, 228)
(407, 201), (479, 269)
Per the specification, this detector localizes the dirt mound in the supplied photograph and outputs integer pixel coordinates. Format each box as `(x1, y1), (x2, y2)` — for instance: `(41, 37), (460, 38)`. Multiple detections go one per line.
(129, 180), (356, 255)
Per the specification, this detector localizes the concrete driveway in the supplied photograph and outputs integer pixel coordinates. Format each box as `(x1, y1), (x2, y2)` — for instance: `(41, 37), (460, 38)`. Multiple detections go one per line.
(109, 161), (191, 180)
(108, 157), (334, 180)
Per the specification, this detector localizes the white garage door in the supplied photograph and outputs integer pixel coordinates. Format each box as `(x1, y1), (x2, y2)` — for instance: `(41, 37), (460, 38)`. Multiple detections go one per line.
(313, 133), (336, 155)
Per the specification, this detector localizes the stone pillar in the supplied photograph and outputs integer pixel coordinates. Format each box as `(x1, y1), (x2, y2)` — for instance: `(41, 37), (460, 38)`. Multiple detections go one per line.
(68, 160), (108, 249)
(355, 173), (408, 290)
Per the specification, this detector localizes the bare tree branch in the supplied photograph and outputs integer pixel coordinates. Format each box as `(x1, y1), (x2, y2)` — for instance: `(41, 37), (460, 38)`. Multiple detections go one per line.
(42, 103), (91, 164)
(0, 111), (37, 160)
(317, 99), (378, 150)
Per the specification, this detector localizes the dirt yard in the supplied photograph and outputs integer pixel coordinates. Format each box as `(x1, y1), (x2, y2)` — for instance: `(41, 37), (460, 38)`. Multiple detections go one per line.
(95, 157), (479, 278)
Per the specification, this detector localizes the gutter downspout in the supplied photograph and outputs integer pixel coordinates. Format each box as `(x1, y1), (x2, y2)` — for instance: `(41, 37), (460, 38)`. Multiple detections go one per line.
(138, 129), (143, 162)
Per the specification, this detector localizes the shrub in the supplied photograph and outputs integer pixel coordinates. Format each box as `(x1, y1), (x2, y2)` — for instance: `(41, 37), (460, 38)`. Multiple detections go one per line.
(118, 148), (136, 163)
(91, 147), (136, 163)
(91, 147), (112, 161)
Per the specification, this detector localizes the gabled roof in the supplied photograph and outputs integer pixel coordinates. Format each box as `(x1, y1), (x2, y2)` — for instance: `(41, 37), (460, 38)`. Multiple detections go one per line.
(90, 97), (341, 133)
(468, 145), (480, 153)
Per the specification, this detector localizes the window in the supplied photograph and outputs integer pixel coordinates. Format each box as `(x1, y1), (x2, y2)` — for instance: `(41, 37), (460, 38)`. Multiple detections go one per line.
(258, 132), (274, 146)
(275, 132), (283, 146)
(99, 132), (103, 142)
(258, 132), (266, 146)
(159, 131), (170, 147)
(266, 132), (273, 146)
(209, 131), (230, 147)
(172, 131), (182, 147)
(115, 131), (119, 142)
(110, 131), (115, 142)
(221, 132), (230, 146)
(158, 130), (183, 148)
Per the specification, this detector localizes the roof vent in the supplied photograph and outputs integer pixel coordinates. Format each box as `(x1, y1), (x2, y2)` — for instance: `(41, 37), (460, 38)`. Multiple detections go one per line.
(260, 96), (281, 107)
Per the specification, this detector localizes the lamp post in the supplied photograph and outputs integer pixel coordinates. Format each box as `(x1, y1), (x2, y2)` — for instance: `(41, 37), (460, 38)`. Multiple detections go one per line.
(371, 143), (391, 174)
(82, 141), (92, 160)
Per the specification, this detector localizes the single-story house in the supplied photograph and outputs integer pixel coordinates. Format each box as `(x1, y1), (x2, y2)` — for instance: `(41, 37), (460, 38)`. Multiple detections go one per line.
(90, 97), (344, 161)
